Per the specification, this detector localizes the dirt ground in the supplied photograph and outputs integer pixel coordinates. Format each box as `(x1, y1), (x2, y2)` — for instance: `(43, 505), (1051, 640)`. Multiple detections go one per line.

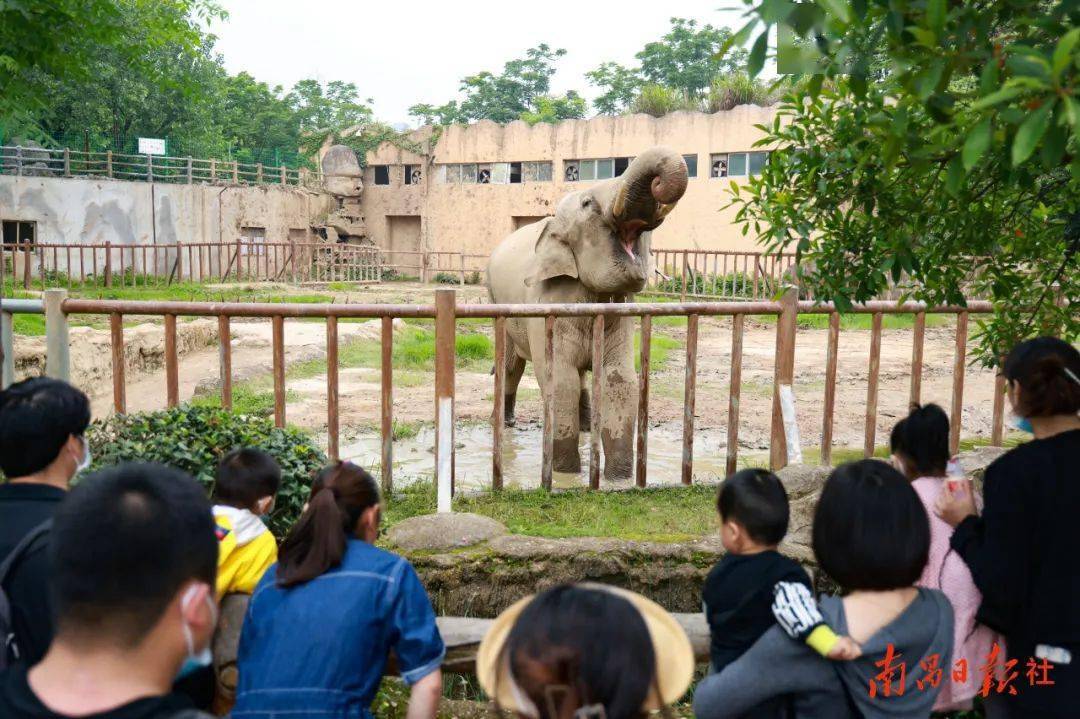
(53, 282), (999, 488)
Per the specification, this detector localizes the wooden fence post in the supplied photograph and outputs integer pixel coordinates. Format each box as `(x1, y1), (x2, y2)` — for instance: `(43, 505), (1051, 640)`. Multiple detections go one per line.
(63, 148), (71, 177)
(232, 161), (239, 183)
(146, 154), (153, 182)
(769, 287), (797, 470)
(106, 150), (113, 178)
(44, 289), (70, 381)
(256, 163), (263, 183)
(434, 289), (456, 512)
(104, 241), (113, 287)
(210, 158), (216, 181)
(186, 157), (193, 183)
(280, 165), (287, 184)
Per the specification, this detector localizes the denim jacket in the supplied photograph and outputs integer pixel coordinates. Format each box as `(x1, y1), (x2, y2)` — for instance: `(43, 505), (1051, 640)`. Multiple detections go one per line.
(232, 540), (444, 718)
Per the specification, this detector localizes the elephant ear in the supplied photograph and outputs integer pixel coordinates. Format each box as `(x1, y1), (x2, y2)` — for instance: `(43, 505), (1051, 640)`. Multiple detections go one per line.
(525, 217), (578, 287)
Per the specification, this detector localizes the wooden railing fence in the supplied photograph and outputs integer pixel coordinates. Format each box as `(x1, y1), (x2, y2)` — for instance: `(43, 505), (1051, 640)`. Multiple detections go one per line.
(0, 289), (1004, 511)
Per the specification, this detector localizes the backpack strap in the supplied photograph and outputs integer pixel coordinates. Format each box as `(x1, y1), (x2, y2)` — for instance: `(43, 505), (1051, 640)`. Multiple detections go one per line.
(0, 519), (52, 586)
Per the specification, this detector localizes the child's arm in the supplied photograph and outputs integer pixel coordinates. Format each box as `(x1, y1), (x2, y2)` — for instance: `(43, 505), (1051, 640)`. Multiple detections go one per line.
(771, 581), (861, 660)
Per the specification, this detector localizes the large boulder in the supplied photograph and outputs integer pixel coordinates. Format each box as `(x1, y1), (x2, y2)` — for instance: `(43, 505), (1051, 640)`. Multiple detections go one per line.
(775, 464), (830, 500)
(321, 144), (364, 197)
(387, 512), (508, 552)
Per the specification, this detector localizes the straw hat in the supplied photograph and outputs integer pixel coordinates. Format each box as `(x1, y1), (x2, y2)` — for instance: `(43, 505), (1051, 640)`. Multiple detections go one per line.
(476, 583), (694, 715)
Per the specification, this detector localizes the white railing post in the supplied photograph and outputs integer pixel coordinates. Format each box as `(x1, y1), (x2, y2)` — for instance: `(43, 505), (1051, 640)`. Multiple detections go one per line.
(434, 288), (456, 512)
(44, 289), (70, 381)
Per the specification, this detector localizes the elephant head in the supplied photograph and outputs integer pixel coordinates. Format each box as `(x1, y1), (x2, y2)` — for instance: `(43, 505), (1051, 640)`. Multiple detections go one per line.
(527, 147), (688, 295)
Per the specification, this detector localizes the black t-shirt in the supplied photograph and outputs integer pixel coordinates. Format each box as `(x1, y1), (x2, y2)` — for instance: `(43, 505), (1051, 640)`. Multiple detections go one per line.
(0, 664), (195, 719)
(0, 482), (65, 668)
(952, 428), (1080, 644)
(702, 549), (811, 672)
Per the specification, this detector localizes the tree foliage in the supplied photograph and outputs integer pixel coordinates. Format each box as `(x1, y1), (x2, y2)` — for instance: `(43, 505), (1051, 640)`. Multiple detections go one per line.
(725, 0), (1080, 363)
(587, 17), (752, 115)
(0, 0), (222, 122)
(408, 44), (585, 125)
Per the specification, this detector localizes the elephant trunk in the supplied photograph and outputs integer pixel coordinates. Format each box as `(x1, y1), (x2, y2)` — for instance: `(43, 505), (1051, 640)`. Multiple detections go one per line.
(611, 147), (689, 233)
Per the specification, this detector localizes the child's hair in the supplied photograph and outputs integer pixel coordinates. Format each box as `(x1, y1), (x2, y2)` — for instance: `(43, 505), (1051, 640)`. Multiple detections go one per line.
(716, 468), (789, 546)
(1002, 336), (1080, 417)
(276, 461), (379, 588)
(889, 403), (950, 477)
(812, 460), (930, 591)
(213, 448), (282, 509)
(498, 585), (662, 719)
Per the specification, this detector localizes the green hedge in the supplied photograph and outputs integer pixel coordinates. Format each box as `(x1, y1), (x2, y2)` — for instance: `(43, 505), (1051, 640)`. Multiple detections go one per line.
(88, 406), (327, 538)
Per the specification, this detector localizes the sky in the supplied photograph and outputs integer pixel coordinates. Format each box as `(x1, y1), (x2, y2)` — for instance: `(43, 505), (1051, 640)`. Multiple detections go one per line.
(210, 0), (756, 128)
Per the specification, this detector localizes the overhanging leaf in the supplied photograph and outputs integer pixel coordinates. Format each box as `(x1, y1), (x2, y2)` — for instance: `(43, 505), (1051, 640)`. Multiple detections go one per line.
(1052, 29), (1080, 77)
(1011, 100), (1054, 166)
(748, 30), (770, 77)
(970, 85), (1027, 111)
(962, 117), (992, 170)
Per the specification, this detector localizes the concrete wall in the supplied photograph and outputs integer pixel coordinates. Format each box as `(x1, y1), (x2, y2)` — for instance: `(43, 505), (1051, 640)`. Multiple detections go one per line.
(0, 175), (334, 275)
(361, 106), (778, 259)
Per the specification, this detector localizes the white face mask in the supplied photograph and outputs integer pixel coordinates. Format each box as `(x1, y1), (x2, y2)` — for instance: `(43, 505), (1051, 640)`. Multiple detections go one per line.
(75, 436), (92, 474)
(177, 585), (218, 679)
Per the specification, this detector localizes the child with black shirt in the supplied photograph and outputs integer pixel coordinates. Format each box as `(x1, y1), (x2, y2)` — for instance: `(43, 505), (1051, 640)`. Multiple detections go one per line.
(703, 469), (860, 684)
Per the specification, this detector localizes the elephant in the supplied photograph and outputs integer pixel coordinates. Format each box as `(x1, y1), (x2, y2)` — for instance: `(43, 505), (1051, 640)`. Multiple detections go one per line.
(486, 147), (689, 482)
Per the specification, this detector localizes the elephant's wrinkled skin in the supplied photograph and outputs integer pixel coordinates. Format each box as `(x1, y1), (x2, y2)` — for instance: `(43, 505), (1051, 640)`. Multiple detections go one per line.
(486, 147), (688, 481)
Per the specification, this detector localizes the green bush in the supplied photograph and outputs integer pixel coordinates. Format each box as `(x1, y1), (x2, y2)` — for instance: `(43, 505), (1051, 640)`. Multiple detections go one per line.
(88, 406), (327, 538)
(433, 272), (461, 284)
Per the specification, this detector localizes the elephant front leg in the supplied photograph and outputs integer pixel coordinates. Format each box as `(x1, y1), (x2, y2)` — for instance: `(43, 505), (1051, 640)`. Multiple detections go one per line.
(599, 362), (637, 482)
(543, 362), (583, 474)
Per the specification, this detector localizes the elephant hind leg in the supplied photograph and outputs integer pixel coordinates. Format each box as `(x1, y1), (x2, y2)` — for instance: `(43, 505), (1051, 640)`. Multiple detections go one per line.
(500, 352), (527, 427)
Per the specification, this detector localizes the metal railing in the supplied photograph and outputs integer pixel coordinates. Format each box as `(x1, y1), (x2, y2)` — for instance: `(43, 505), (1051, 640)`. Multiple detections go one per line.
(649, 249), (801, 300)
(1, 241), (382, 288)
(0, 289), (1006, 511)
(0, 145), (322, 188)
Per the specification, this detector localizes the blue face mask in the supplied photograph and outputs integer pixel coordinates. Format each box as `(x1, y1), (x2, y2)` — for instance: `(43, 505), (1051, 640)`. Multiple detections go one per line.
(175, 586), (217, 681)
(1009, 412), (1034, 434)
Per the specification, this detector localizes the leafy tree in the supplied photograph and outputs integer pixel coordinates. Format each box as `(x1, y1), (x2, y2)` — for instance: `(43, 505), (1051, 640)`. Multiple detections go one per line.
(1, 0), (223, 132)
(586, 62), (643, 115)
(409, 44), (581, 125)
(586, 17), (752, 115)
(724, 0), (1080, 363)
(637, 18), (748, 98)
(519, 92), (588, 125)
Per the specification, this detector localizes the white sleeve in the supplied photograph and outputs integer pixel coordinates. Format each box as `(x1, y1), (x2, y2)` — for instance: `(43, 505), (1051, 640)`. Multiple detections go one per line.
(772, 581), (825, 640)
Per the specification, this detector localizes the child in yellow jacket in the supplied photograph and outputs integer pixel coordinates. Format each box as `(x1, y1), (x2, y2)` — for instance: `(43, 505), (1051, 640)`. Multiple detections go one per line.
(212, 448), (281, 597)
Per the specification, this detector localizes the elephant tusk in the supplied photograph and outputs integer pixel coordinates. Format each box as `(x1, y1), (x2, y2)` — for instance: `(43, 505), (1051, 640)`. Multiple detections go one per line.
(611, 182), (628, 220)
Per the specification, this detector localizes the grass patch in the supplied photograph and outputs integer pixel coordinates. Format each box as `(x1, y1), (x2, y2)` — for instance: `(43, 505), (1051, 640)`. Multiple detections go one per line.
(635, 333), (681, 372)
(748, 312), (956, 331)
(190, 384), (300, 417)
(385, 482), (719, 542)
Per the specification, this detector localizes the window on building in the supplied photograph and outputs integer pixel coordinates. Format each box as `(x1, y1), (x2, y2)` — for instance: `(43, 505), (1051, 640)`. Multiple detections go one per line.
(405, 165), (422, 185)
(711, 151), (769, 178)
(1, 220), (36, 247)
(566, 157), (631, 182)
(373, 165), (390, 185)
(748, 151), (768, 175)
(439, 161), (552, 184)
(728, 152), (748, 177)
(683, 154), (698, 178)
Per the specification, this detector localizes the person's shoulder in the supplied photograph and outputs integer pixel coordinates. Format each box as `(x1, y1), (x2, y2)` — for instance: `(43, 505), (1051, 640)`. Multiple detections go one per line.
(0, 664), (42, 717)
(341, 540), (409, 576)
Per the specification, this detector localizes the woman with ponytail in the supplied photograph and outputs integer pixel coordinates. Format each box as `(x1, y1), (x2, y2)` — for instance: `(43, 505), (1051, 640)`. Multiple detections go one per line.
(937, 336), (1080, 718)
(232, 462), (444, 719)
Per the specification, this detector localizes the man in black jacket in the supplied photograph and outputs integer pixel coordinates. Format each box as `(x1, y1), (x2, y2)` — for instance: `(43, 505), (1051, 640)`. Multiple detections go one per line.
(0, 377), (91, 667)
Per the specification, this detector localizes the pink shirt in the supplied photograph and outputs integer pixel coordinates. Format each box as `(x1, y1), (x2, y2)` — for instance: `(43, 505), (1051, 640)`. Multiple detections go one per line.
(912, 476), (1004, 711)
